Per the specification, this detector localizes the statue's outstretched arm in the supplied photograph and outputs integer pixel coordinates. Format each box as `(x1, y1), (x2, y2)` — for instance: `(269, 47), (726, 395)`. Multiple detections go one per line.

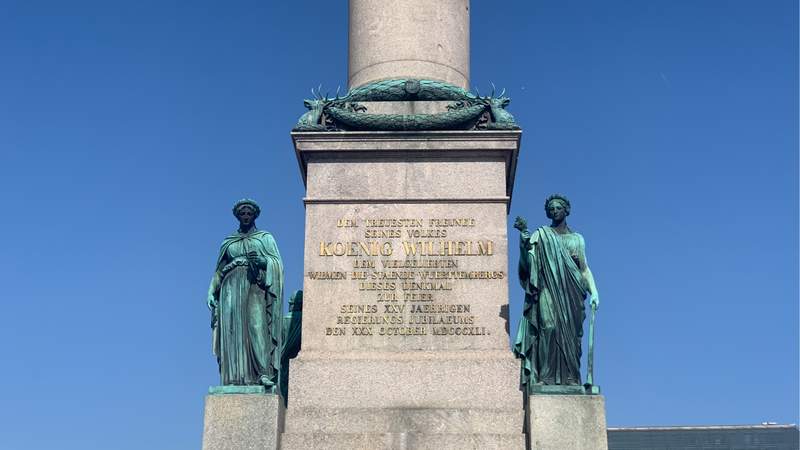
(583, 266), (599, 309)
(577, 236), (599, 309)
(513, 216), (538, 250)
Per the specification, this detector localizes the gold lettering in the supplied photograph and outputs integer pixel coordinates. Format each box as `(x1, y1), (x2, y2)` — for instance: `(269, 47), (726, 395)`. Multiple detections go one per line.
(337, 218), (358, 228)
(401, 242), (418, 256)
(317, 241), (393, 257)
(353, 259), (375, 269)
(340, 304), (378, 314)
(333, 242), (346, 256)
(307, 271), (347, 280)
(319, 242), (333, 256)
(358, 282), (396, 290)
(383, 304), (405, 314)
(325, 327), (345, 336)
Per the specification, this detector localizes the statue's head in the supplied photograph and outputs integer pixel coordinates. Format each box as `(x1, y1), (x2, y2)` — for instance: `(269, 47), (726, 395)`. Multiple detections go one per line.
(232, 198), (261, 227)
(303, 99), (323, 110)
(544, 194), (571, 220)
(303, 89), (330, 111)
(490, 97), (511, 108)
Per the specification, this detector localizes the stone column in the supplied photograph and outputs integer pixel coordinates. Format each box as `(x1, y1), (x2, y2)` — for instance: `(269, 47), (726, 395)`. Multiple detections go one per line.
(349, 0), (470, 89)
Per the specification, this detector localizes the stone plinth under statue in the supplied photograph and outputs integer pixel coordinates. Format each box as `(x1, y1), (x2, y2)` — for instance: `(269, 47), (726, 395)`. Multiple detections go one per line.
(527, 395), (608, 450)
(202, 393), (284, 450)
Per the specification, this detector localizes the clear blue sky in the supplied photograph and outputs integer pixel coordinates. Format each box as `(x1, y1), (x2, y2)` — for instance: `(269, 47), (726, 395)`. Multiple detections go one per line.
(0, 1), (796, 448)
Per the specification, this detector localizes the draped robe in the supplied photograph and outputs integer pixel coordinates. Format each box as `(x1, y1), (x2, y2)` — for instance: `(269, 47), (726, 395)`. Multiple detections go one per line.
(513, 227), (589, 390)
(210, 230), (283, 387)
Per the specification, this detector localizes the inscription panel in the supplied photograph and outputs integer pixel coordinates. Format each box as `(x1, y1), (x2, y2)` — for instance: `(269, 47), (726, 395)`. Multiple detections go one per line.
(302, 202), (510, 352)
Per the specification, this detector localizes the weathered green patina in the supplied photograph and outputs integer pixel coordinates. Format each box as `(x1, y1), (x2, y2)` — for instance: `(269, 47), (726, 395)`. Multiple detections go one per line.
(293, 78), (520, 131)
(513, 194), (600, 395)
(279, 290), (303, 403)
(207, 199), (284, 394)
(208, 385), (267, 395)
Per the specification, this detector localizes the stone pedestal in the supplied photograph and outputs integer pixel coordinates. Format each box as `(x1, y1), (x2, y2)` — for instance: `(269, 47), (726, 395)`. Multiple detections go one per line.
(526, 395), (608, 450)
(202, 394), (284, 450)
(282, 130), (524, 449)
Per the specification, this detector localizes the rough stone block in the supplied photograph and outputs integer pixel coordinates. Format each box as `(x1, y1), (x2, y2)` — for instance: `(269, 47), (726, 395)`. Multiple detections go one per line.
(202, 393), (283, 450)
(287, 351), (521, 410)
(283, 407), (524, 435)
(281, 432), (524, 450)
(527, 395), (608, 450)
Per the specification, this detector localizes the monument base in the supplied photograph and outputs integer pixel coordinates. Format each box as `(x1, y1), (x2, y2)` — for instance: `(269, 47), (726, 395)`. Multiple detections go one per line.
(526, 395), (608, 450)
(281, 406), (524, 449)
(281, 352), (526, 449)
(281, 431), (523, 450)
(202, 393), (284, 450)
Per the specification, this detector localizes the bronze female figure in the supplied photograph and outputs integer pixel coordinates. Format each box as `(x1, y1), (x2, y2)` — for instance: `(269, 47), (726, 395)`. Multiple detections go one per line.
(513, 194), (599, 391)
(207, 199), (284, 389)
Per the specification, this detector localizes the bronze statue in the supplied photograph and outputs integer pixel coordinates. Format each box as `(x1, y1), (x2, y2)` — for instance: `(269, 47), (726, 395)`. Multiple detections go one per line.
(207, 199), (284, 390)
(513, 194), (599, 392)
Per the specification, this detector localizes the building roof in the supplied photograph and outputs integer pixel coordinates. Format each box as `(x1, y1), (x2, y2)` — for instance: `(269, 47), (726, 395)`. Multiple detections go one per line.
(608, 423), (799, 450)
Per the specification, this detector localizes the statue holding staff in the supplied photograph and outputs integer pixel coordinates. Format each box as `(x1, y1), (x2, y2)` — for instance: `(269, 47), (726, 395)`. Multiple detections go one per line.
(513, 194), (599, 391)
(207, 199), (284, 390)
